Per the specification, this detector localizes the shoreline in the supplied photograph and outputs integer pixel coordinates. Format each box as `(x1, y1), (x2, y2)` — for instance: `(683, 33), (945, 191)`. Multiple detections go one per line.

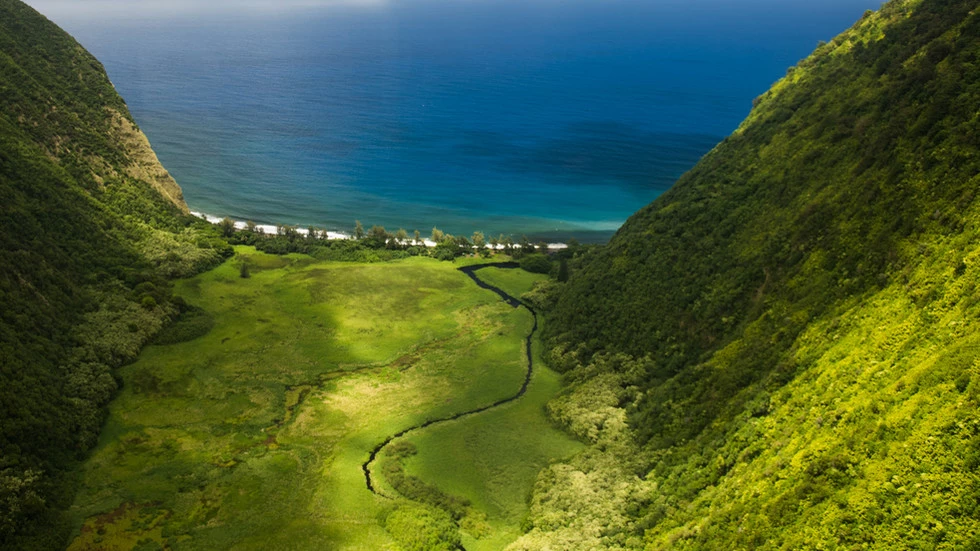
(191, 211), (570, 251)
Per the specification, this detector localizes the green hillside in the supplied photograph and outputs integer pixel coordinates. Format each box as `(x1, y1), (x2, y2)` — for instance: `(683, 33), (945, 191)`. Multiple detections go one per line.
(528, 0), (980, 548)
(0, 1), (229, 547)
(5, 0), (980, 548)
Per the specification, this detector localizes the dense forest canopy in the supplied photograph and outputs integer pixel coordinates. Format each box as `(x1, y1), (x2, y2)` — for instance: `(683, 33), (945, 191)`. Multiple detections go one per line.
(3, 0), (980, 548)
(0, 1), (229, 547)
(527, 0), (980, 548)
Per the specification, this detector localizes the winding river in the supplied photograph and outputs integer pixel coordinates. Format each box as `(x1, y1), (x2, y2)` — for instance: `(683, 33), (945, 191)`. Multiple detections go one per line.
(361, 262), (538, 497)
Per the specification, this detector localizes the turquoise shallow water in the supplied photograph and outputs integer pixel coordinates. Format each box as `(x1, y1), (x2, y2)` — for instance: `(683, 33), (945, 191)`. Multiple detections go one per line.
(40, 0), (879, 242)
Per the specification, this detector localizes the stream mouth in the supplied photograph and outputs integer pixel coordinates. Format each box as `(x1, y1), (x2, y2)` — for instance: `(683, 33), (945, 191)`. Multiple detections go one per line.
(361, 262), (538, 496)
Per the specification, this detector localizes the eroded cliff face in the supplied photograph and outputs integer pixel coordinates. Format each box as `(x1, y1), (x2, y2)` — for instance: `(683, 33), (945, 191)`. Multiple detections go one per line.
(0, 0), (188, 212)
(109, 108), (188, 211)
(0, 2), (222, 547)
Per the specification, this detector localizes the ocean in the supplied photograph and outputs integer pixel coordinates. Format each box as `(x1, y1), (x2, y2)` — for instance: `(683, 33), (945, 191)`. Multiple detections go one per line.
(35, 0), (881, 242)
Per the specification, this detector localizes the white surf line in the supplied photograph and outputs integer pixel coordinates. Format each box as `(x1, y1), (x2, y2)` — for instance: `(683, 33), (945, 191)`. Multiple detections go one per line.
(191, 211), (570, 250)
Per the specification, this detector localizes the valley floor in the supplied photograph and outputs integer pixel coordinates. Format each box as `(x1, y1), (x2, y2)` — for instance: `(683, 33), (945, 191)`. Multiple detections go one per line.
(66, 248), (580, 550)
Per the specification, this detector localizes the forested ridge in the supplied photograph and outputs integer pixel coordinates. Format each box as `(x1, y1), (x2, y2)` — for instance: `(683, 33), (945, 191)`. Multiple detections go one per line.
(4, 0), (980, 548)
(523, 0), (980, 548)
(0, 1), (230, 547)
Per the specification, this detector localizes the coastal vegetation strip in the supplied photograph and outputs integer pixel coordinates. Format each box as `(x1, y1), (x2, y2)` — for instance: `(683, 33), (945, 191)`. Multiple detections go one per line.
(197, 211), (572, 251)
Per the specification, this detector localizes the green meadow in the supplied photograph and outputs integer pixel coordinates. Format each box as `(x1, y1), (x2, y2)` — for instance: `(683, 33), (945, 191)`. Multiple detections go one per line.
(397, 269), (582, 551)
(66, 248), (580, 550)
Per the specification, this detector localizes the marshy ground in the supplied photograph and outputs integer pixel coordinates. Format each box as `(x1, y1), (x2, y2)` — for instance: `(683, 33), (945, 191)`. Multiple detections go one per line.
(67, 247), (580, 550)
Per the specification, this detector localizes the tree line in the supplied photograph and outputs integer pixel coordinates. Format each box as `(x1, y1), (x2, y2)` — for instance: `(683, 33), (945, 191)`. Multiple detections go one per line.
(216, 216), (577, 265)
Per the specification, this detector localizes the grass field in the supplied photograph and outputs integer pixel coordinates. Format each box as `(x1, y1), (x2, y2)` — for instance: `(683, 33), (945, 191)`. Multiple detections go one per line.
(397, 266), (582, 550)
(66, 249), (579, 550)
(467, 267), (546, 302)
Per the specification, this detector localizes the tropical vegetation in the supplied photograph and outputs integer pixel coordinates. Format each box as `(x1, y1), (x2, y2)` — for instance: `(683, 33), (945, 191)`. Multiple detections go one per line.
(4, 0), (980, 549)
(65, 250), (578, 550)
(530, 0), (980, 547)
(0, 1), (229, 546)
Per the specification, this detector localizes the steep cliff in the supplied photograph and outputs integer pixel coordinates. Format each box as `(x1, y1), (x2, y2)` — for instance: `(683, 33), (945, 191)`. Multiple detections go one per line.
(525, 0), (980, 548)
(0, 1), (229, 547)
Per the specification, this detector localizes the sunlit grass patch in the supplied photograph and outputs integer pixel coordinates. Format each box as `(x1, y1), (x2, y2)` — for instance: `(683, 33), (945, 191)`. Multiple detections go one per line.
(68, 250), (574, 550)
(67, 502), (168, 551)
(400, 323), (583, 550)
(472, 266), (549, 299)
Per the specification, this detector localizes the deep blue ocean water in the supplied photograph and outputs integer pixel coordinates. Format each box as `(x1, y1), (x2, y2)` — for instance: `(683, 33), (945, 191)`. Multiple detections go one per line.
(36, 0), (880, 241)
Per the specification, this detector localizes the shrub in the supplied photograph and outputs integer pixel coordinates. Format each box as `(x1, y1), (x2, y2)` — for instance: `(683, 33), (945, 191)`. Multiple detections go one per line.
(520, 253), (552, 274)
(384, 503), (460, 551)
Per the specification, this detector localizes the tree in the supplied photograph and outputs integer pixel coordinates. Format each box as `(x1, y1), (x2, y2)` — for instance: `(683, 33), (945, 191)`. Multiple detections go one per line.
(434, 233), (461, 261)
(557, 258), (569, 282)
(414, 229), (422, 245)
(0, 469), (45, 539)
(384, 503), (461, 551)
(455, 235), (471, 255)
(239, 260), (251, 279)
(472, 231), (486, 252)
(354, 220), (365, 240)
(502, 235), (514, 254)
(488, 234), (499, 252)
(396, 228), (409, 245)
(365, 225), (390, 249)
(518, 235), (535, 257)
(538, 241), (550, 254)
(520, 253), (552, 274)
(431, 227), (444, 243)
(277, 225), (299, 240)
(217, 217), (236, 238)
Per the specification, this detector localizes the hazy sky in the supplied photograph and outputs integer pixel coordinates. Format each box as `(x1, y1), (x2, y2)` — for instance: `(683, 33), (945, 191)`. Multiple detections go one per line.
(25, 0), (882, 21)
(24, 0), (390, 18)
